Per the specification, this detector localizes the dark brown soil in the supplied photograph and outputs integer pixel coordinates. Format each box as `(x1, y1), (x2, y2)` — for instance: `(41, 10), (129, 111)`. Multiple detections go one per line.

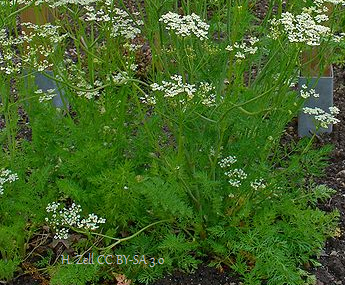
(150, 263), (242, 285)
(308, 65), (345, 285)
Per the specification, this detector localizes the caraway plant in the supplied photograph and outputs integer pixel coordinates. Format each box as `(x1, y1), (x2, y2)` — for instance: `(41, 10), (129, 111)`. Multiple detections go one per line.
(0, 0), (344, 284)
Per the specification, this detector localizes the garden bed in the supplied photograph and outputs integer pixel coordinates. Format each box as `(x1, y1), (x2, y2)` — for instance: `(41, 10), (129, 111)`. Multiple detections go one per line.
(7, 66), (345, 285)
(1, 1), (345, 285)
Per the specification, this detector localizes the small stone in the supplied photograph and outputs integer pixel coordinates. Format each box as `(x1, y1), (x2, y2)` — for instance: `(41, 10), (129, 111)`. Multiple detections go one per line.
(336, 170), (345, 177)
(330, 250), (338, 256)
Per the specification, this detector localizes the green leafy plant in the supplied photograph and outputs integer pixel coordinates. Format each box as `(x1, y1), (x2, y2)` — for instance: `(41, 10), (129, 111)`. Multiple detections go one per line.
(0, 0), (344, 284)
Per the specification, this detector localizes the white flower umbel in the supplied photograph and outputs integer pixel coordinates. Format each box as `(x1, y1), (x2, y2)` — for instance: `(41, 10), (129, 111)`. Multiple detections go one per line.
(45, 201), (106, 239)
(225, 169), (248, 180)
(111, 71), (129, 85)
(218, 155), (237, 168)
(270, 12), (331, 46)
(36, 88), (58, 103)
(109, 9), (143, 40)
(218, 156), (247, 188)
(149, 75), (217, 106)
(199, 82), (217, 107)
(54, 228), (69, 240)
(79, 213), (107, 230)
(0, 168), (19, 195)
(302, 106), (340, 128)
(159, 12), (209, 40)
(332, 33), (345, 43)
(150, 74), (196, 101)
(225, 36), (259, 60)
(250, 179), (266, 191)
(0, 23), (67, 74)
(300, 84), (319, 99)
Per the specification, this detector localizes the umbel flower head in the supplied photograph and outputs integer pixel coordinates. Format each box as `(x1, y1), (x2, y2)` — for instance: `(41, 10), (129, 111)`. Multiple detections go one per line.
(225, 36), (259, 60)
(45, 201), (106, 239)
(147, 75), (217, 107)
(0, 168), (19, 195)
(303, 106), (340, 128)
(270, 11), (330, 46)
(159, 12), (210, 40)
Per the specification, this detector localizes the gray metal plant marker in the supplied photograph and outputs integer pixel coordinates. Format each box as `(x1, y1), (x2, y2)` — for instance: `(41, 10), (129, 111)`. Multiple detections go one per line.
(298, 68), (334, 137)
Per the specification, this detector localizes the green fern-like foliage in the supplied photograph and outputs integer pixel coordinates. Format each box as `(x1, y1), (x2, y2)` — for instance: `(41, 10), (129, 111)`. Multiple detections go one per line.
(50, 263), (100, 285)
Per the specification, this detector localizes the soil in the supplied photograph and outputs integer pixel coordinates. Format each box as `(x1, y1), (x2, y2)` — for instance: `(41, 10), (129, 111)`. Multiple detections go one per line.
(308, 66), (345, 285)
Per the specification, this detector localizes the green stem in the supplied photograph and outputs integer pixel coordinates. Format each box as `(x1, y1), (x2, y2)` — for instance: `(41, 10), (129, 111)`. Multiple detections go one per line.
(97, 219), (172, 250)
(218, 86), (276, 123)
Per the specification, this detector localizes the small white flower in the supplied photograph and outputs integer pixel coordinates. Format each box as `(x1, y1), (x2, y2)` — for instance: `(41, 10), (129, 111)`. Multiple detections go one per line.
(218, 156), (237, 168)
(226, 36), (259, 60)
(250, 179), (266, 190)
(111, 71), (129, 85)
(110, 8), (142, 40)
(300, 86), (319, 99)
(37, 88), (58, 103)
(228, 179), (241, 187)
(0, 168), (19, 195)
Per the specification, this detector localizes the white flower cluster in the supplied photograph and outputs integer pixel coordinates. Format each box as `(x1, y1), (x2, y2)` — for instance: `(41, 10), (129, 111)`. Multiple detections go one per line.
(270, 12), (330, 46)
(150, 74), (196, 100)
(49, 0), (100, 6)
(159, 12), (209, 40)
(0, 23), (66, 74)
(148, 75), (217, 107)
(302, 106), (340, 128)
(84, 5), (111, 22)
(126, 62), (138, 72)
(123, 42), (142, 52)
(45, 202), (106, 239)
(218, 155), (237, 168)
(300, 84), (319, 99)
(199, 82), (217, 107)
(0, 29), (22, 74)
(225, 36), (259, 59)
(108, 71), (129, 85)
(332, 33), (345, 43)
(0, 168), (19, 195)
(76, 81), (101, 99)
(21, 22), (67, 44)
(35, 88), (58, 103)
(250, 179), (266, 191)
(315, 0), (345, 6)
(12, 3), (141, 43)
(110, 9), (143, 40)
(218, 155), (247, 188)
(225, 169), (248, 188)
